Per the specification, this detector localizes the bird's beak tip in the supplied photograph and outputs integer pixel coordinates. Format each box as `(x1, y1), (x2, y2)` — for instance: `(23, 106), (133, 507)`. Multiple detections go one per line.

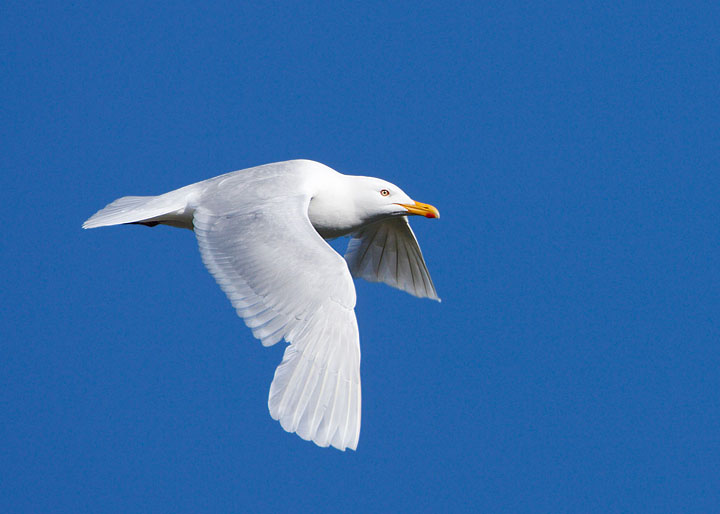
(397, 201), (440, 219)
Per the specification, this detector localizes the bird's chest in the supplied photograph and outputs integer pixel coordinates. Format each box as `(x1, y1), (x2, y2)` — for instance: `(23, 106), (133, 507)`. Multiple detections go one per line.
(308, 197), (364, 239)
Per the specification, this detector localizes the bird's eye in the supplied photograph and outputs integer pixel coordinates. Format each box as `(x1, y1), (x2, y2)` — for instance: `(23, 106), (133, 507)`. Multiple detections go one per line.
(380, 189), (390, 196)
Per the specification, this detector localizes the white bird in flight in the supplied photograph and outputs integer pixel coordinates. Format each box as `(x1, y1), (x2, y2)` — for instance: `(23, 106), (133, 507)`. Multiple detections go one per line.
(83, 159), (440, 451)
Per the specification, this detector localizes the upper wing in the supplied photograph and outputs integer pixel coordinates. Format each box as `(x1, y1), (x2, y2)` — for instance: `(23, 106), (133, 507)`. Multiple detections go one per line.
(193, 192), (361, 451)
(344, 217), (440, 301)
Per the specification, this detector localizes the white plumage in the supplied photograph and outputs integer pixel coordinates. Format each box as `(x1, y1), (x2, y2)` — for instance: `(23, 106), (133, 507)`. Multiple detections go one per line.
(83, 159), (439, 451)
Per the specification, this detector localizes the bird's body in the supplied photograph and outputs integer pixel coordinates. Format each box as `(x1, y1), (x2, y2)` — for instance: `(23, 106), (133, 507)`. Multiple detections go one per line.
(84, 159), (439, 451)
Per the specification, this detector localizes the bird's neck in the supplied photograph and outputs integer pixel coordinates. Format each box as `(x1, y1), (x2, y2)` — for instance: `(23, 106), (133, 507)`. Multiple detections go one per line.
(307, 178), (366, 239)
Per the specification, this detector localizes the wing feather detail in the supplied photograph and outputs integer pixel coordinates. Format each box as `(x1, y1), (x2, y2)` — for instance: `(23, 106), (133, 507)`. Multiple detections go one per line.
(193, 193), (361, 451)
(344, 217), (440, 301)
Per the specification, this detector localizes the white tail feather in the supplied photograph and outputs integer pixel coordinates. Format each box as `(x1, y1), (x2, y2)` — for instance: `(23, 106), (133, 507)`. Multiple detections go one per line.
(83, 196), (156, 228)
(83, 190), (195, 229)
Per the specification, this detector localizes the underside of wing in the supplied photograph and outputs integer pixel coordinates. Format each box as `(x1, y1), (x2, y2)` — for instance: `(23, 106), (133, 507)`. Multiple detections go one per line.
(193, 190), (361, 451)
(268, 302), (361, 450)
(344, 217), (440, 301)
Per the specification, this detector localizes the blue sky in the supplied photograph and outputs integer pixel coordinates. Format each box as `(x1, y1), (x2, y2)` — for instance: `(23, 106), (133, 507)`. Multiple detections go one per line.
(2, 1), (719, 512)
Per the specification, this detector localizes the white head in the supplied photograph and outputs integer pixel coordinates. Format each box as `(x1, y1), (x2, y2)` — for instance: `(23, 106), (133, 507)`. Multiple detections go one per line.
(308, 174), (439, 239)
(348, 176), (440, 222)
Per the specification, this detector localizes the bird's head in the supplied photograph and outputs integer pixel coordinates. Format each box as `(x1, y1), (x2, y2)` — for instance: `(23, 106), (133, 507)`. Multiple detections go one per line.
(308, 172), (440, 239)
(350, 176), (440, 223)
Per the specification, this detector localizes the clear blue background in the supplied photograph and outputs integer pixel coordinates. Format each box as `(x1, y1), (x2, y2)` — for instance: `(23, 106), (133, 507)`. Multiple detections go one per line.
(2, 1), (718, 512)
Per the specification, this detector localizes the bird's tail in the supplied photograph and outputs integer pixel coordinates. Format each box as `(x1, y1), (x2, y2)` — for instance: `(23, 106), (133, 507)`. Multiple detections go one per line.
(83, 190), (194, 229)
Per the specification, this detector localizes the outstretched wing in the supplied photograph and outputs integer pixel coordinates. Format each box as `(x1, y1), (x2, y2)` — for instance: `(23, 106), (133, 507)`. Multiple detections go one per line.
(344, 217), (440, 301)
(193, 191), (361, 451)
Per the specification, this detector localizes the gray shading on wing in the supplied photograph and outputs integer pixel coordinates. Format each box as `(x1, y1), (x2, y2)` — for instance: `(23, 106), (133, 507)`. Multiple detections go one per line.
(344, 217), (440, 301)
(193, 190), (361, 451)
